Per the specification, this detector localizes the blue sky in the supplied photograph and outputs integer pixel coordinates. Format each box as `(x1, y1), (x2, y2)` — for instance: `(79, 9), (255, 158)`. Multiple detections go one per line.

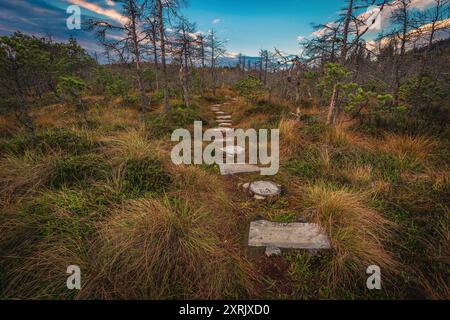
(183, 0), (345, 55)
(0, 0), (346, 56)
(0, 0), (440, 57)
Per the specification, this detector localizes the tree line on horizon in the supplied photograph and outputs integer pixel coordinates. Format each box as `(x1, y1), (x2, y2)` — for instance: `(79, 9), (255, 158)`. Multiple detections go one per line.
(0, 0), (449, 136)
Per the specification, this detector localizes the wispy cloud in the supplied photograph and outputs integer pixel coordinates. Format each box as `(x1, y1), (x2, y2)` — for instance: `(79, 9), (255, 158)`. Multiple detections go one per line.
(66, 0), (127, 24)
(212, 19), (222, 25)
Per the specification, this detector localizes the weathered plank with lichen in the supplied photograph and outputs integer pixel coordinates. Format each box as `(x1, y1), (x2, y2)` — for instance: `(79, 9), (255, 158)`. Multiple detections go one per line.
(220, 146), (245, 156)
(218, 163), (261, 175)
(248, 220), (331, 249)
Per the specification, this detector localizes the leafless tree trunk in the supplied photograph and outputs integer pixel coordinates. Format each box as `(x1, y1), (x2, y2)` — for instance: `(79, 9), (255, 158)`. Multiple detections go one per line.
(326, 0), (354, 126)
(88, 0), (150, 112)
(156, 0), (170, 112)
(129, 1), (149, 111)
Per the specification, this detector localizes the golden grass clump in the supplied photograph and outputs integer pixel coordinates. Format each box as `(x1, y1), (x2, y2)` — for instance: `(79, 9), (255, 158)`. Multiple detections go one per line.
(0, 152), (53, 205)
(169, 165), (230, 210)
(0, 232), (88, 299)
(0, 115), (21, 137)
(304, 183), (398, 289)
(381, 134), (437, 164)
(279, 118), (304, 159)
(89, 105), (140, 130)
(325, 123), (368, 149)
(341, 164), (373, 187)
(99, 127), (163, 164)
(237, 113), (271, 129)
(85, 197), (259, 299)
(32, 103), (74, 129)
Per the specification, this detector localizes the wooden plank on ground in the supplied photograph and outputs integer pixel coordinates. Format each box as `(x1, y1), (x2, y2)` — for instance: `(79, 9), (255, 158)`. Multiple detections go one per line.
(218, 163), (261, 175)
(248, 220), (331, 250)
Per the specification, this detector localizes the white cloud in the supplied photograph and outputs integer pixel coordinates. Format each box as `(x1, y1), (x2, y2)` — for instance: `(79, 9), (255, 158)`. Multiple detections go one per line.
(66, 0), (127, 24)
(105, 0), (115, 6)
(359, 0), (438, 33)
(311, 22), (336, 37)
(225, 51), (239, 58)
(312, 0), (439, 38)
(212, 19), (222, 25)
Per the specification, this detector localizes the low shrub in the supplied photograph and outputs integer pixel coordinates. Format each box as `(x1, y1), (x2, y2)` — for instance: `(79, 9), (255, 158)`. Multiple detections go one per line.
(122, 156), (171, 196)
(146, 104), (207, 138)
(1, 129), (95, 156)
(49, 154), (109, 188)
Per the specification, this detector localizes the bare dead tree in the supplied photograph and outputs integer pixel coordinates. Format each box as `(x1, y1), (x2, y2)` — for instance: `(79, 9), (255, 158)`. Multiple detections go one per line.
(144, 11), (160, 91)
(389, 0), (413, 102)
(172, 17), (197, 107)
(207, 29), (227, 95)
(195, 32), (207, 95)
(88, 0), (150, 112)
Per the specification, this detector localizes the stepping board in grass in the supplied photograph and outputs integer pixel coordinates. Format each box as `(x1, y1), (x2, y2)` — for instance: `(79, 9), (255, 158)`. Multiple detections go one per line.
(220, 146), (245, 156)
(209, 128), (234, 136)
(218, 163), (261, 175)
(248, 220), (331, 250)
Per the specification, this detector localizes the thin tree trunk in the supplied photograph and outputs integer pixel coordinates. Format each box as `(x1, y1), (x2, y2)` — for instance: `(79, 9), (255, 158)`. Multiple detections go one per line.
(326, 0), (353, 126)
(327, 85), (339, 125)
(151, 32), (160, 91)
(129, 3), (148, 112)
(200, 37), (205, 95)
(182, 43), (190, 107)
(157, 0), (170, 112)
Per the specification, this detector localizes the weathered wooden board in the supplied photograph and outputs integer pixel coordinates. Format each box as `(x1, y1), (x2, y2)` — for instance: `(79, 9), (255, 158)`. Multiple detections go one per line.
(248, 220), (331, 250)
(216, 115), (232, 119)
(214, 137), (235, 144)
(220, 146), (245, 156)
(210, 128), (233, 134)
(218, 163), (261, 175)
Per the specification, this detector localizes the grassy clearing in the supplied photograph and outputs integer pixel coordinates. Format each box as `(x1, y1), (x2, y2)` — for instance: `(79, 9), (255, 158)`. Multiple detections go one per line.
(0, 89), (448, 299)
(83, 197), (259, 299)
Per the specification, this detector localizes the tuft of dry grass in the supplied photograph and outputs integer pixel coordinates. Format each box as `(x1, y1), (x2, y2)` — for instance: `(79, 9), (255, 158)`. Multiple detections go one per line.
(0, 115), (21, 137)
(237, 113), (271, 129)
(1, 231), (88, 299)
(416, 218), (450, 299)
(0, 152), (53, 205)
(83, 197), (259, 299)
(325, 123), (370, 150)
(318, 146), (331, 172)
(380, 134), (437, 164)
(89, 104), (141, 130)
(33, 103), (75, 129)
(303, 183), (398, 289)
(340, 164), (373, 187)
(279, 118), (304, 159)
(99, 127), (164, 164)
(169, 165), (230, 209)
